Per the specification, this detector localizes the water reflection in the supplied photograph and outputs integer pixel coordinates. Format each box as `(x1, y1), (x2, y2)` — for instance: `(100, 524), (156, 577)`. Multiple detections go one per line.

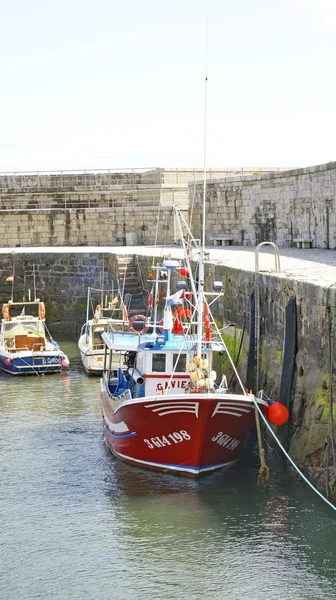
(1, 343), (336, 600)
(103, 446), (336, 599)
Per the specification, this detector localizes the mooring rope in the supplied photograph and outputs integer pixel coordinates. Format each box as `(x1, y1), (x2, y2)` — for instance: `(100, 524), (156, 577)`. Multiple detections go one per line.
(252, 396), (336, 512)
(254, 405), (270, 486)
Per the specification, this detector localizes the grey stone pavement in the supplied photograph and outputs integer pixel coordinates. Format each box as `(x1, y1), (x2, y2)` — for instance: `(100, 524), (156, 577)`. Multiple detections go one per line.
(2, 245), (336, 288)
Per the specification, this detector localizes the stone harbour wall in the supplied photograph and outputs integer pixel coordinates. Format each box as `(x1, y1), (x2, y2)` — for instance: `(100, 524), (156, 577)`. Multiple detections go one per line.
(0, 166), (288, 248)
(0, 207), (176, 247)
(0, 252), (119, 337)
(0, 249), (335, 497)
(1, 162), (336, 249)
(191, 161), (336, 249)
(139, 253), (336, 498)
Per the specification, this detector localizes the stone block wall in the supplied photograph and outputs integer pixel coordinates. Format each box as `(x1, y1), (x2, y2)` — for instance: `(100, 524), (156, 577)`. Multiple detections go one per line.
(0, 169), (158, 193)
(204, 261), (336, 496)
(191, 161), (336, 249)
(0, 252), (120, 337)
(0, 206), (178, 247)
(0, 167), (287, 248)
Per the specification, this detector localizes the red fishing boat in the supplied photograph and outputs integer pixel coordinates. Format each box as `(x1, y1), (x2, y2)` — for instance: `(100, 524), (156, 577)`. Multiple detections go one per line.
(100, 206), (269, 477)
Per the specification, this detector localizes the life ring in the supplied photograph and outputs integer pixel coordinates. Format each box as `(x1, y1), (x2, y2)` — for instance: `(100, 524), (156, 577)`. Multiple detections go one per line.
(129, 314), (149, 334)
(39, 302), (46, 320)
(2, 303), (10, 320)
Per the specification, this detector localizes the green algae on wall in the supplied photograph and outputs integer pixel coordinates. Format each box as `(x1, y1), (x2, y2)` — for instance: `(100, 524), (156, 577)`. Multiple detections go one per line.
(314, 372), (335, 422)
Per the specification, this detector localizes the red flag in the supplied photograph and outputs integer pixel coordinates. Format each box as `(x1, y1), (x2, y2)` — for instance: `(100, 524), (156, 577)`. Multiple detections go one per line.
(205, 327), (211, 342)
(147, 293), (153, 313)
(172, 317), (184, 335)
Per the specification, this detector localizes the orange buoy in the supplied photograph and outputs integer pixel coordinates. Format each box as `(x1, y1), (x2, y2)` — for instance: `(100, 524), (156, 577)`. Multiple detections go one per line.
(266, 401), (289, 426)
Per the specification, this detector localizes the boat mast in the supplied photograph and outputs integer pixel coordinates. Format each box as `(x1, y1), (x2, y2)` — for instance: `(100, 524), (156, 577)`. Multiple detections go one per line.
(86, 287), (90, 342)
(197, 7), (209, 358)
(101, 254), (105, 306)
(152, 267), (159, 330)
(11, 262), (15, 303)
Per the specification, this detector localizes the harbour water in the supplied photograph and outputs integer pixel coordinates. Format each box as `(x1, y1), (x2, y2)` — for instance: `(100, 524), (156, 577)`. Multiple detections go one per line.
(1, 341), (336, 600)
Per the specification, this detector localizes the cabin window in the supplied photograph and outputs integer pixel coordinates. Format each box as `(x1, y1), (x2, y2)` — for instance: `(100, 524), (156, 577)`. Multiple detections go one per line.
(92, 328), (105, 349)
(152, 353), (166, 372)
(173, 353), (186, 372)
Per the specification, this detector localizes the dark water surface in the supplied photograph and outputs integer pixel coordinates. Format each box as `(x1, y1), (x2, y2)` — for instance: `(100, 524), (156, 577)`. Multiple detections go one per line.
(1, 342), (336, 600)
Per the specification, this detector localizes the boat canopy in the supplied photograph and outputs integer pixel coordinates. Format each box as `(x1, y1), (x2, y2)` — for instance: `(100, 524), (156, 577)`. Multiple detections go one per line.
(102, 330), (226, 353)
(101, 331), (143, 352)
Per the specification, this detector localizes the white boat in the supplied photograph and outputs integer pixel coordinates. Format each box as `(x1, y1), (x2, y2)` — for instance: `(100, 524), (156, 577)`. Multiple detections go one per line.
(78, 287), (129, 376)
(0, 300), (69, 375)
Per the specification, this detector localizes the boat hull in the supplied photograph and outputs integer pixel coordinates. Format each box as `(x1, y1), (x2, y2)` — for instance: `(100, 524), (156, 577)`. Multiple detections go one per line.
(0, 351), (64, 375)
(78, 335), (124, 376)
(78, 345), (105, 376)
(101, 381), (266, 477)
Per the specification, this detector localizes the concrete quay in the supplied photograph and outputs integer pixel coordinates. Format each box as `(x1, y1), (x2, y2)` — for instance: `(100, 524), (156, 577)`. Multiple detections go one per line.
(127, 245), (336, 288)
(204, 246), (336, 288)
(2, 245), (336, 288)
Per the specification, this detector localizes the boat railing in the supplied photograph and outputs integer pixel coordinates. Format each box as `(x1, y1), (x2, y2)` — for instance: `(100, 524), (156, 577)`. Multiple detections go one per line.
(106, 322), (141, 342)
(107, 319), (131, 333)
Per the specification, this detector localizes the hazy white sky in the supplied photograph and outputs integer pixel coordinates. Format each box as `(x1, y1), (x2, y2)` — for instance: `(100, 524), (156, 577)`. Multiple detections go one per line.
(0, 0), (335, 172)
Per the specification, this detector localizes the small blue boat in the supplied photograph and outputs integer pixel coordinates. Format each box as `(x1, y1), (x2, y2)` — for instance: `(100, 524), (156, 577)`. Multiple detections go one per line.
(0, 300), (69, 375)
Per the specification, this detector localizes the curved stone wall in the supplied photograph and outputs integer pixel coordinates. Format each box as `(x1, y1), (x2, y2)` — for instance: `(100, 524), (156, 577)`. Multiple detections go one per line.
(191, 161), (336, 249)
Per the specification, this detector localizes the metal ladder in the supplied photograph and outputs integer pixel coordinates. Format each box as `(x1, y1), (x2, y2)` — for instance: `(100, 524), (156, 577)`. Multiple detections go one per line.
(254, 242), (281, 392)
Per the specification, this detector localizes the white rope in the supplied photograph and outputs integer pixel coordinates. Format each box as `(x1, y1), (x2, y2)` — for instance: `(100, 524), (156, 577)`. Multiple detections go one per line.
(253, 396), (336, 512)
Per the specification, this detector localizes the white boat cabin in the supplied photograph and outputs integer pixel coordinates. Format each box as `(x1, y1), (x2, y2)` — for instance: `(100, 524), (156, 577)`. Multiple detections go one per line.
(1, 301), (48, 353)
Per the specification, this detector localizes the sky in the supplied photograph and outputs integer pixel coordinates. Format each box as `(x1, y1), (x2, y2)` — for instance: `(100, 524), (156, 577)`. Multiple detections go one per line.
(0, 0), (335, 172)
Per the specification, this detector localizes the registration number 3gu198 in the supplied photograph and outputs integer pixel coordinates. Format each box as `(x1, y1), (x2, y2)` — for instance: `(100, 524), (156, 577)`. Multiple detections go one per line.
(144, 430), (191, 449)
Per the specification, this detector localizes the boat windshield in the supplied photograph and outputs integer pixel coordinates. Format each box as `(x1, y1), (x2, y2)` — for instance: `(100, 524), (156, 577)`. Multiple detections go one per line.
(4, 320), (45, 335)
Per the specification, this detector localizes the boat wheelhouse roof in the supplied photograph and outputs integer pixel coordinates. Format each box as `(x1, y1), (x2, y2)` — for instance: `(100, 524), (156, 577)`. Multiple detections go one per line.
(101, 331), (226, 353)
(7, 301), (41, 306)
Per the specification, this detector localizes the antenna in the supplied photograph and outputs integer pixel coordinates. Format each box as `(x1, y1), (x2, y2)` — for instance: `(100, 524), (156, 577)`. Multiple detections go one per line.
(202, 4), (209, 254)
(197, 4), (210, 357)
(11, 262), (15, 303)
(101, 254), (105, 306)
(33, 263), (37, 301)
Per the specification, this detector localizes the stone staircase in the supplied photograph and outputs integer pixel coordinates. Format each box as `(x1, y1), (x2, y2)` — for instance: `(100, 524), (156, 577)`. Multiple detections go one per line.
(117, 255), (147, 318)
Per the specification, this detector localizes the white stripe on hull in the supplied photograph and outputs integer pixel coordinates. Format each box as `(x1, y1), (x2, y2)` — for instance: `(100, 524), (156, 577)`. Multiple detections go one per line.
(108, 445), (239, 476)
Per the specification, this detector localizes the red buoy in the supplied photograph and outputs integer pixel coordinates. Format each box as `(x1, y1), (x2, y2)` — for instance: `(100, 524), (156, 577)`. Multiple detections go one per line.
(266, 401), (289, 426)
(179, 267), (189, 277)
(5, 358), (12, 366)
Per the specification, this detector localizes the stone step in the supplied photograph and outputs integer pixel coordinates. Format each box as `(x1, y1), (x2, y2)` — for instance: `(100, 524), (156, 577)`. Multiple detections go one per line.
(118, 271), (138, 279)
